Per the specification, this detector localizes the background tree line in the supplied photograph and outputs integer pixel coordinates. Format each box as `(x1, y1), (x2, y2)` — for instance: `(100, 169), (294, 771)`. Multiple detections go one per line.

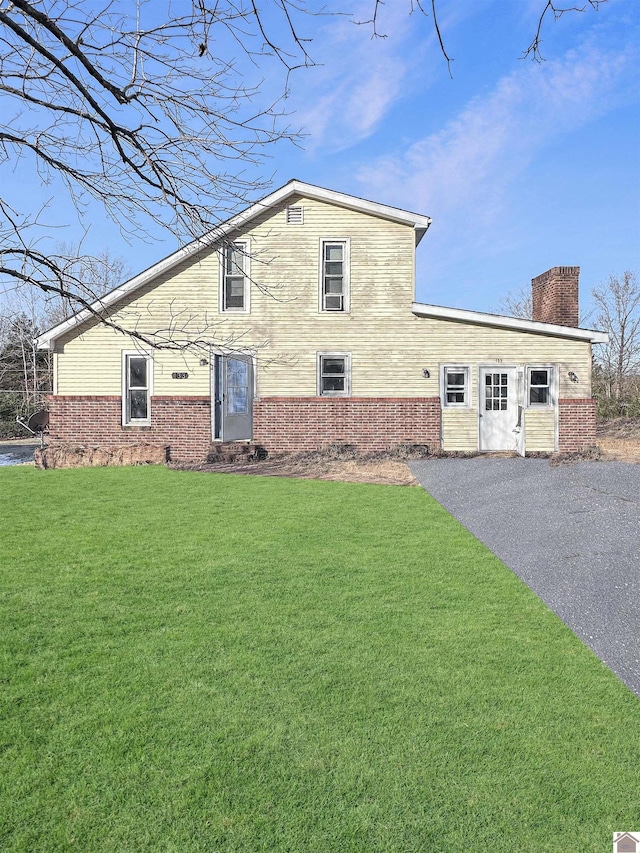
(0, 249), (128, 437)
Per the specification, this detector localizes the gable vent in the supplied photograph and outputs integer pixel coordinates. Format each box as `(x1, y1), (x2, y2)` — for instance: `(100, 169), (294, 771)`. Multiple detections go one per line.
(286, 205), (304, 224)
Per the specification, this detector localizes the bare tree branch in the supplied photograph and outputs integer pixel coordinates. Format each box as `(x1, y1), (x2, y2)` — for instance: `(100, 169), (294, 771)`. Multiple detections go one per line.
(427, 0), (452, 78)
(523, 0), (606, 62)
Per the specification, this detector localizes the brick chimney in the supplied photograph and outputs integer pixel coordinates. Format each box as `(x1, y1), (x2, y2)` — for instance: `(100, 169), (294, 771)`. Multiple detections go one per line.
(531, 266), (580, 327)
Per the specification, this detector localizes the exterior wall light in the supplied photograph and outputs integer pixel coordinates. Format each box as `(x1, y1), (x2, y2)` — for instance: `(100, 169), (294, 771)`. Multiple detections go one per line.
(568, 371), (579, 382)
(422, 369), (431, 379)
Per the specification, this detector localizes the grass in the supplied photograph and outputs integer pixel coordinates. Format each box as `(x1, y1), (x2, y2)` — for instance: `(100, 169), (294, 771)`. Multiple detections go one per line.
(0, 465), (638, 852)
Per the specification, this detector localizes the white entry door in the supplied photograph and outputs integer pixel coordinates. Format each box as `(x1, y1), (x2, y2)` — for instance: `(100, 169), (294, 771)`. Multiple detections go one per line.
(479, 367), (524, 454)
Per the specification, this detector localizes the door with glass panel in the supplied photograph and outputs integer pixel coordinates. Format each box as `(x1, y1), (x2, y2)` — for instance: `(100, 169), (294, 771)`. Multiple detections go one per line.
(212, 354), (253, 441)
(479, 367), (524, 454)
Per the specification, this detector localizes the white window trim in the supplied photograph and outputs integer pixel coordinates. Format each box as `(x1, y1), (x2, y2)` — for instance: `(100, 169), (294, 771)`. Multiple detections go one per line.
(440, 365), (471, 409)
(526, 364), (556, 408)
(122, 350), (153, 426)
(219, 239), (251, 313)
(318, 238), (350, 313)
(317, 352), (351, 397)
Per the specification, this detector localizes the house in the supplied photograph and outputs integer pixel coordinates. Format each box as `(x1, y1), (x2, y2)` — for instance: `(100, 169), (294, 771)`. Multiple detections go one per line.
(614, 833), (639, 853)
(36, 180), (607, 462)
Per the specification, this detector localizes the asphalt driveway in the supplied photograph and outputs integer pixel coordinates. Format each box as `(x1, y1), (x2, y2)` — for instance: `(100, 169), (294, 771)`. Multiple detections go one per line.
(409, 458), (640, 698)
(0, 440), (39, 466)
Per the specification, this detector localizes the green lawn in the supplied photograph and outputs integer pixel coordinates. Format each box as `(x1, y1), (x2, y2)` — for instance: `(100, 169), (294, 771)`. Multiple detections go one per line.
(1, 466), (638, 852)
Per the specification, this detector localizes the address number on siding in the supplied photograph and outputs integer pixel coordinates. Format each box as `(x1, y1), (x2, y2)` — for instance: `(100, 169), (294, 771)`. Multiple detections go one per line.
(171, 372), (189, 379)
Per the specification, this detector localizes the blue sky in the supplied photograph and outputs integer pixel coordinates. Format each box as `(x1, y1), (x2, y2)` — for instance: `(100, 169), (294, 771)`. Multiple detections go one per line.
(275, 0), (640, 317)
(7, 0), (639, 320)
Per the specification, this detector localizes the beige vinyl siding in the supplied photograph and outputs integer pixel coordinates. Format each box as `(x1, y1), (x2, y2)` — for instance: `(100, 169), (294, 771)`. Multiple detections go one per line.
(524, 409), (557, 451)
(56, 314), (593, 400)
(55, 195), (419, 397)
(441, 410), (477, 451)
(54, 194), (594, 413)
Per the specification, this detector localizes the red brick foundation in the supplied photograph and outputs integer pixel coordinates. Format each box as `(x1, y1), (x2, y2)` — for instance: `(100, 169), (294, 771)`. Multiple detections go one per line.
(47, 395), (443, 461)
(253, 397), (442, 454)
(558, 398), (597, 452)
(47, 395), (599, 459)
(47, 396), (212, 462)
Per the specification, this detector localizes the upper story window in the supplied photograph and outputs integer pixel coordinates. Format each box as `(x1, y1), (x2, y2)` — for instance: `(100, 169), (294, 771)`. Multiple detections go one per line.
(441, 365), (471, 408)
(318, 352), (351, 397)
(221, 241), (249, 312)
(528, 367), (553, 406)
(122, 352), (152, 425)
(320, 239), (350, 312)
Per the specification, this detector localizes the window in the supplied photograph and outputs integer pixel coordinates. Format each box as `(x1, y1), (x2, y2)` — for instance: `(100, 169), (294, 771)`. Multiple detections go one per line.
(318, 353), (351, 397)
(226, 357), (249, 415)
(528, 367), (553, 406)
(221, 241), (249, 312)
(320, 239), (349, 312)
(484, 372), (509, 411)
(122, 352), (152, 425)
(441, 366), (470, 408)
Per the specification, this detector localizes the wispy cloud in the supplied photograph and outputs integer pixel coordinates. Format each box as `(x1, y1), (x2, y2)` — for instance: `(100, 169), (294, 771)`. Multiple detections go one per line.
(355, 37), (638, 227)
(288, 1), (427, 152)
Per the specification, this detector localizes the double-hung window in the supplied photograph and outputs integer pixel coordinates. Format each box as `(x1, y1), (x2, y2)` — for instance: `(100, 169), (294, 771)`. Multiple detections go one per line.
(320, 239), (349, 312)
(222, 241), (249, 312)
(528, 367), (553, 406)
(318, 352), (351, 397)
(123, 352), (152, 425)
(442, 366), (470, 408)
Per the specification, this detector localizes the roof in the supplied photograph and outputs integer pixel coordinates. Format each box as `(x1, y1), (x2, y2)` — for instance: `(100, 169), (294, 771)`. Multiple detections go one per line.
(36, 179), (433, 350)
(411, 302), (609, 344)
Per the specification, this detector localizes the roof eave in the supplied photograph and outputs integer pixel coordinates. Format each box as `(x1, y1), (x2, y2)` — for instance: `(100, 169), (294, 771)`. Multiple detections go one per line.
(411, 301), (609, 344)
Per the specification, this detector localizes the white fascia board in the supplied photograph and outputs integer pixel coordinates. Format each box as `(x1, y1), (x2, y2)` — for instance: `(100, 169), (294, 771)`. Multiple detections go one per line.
(209, 180), (433, 235)
(285, 181), (433, 233)
(412, 302), (609, 344)
(36, 179), (432, 350)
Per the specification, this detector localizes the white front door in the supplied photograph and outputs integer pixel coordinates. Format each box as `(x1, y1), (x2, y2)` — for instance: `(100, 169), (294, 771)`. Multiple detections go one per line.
(479, 367), (524, 454)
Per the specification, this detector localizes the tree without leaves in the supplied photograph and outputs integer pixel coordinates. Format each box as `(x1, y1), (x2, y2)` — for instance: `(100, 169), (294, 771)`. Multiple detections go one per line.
(494, 286), (533, 320)
(42, 245), (132, 327)
(592, 271), (640, 405)
(0, 0), (609, 352)
(0, 0), (317, 347)
(0, 304), (51, 435)
(0, 246), (129, 432)
(0, 313), (49, 399)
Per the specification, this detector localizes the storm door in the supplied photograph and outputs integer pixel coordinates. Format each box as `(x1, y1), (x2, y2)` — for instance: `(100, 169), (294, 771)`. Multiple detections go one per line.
(212, 354), (254, 441)
(479, 367), (524, 455)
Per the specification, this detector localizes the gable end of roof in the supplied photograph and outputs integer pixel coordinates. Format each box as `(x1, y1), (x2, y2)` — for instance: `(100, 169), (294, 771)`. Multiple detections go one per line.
(36, 180), (432, 350)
